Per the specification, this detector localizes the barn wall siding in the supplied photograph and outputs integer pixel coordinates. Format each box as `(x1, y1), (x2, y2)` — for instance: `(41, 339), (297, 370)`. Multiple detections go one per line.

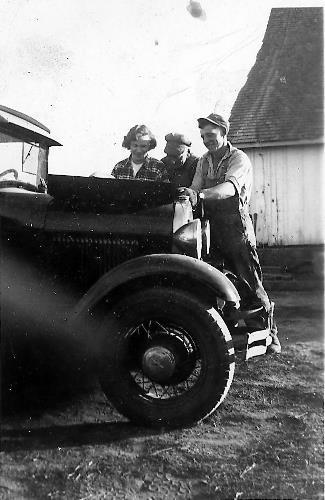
(245, 144), (324, 246)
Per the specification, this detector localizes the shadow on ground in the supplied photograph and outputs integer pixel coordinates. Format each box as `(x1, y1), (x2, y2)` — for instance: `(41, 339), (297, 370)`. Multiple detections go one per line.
(1, 421), (160, 453)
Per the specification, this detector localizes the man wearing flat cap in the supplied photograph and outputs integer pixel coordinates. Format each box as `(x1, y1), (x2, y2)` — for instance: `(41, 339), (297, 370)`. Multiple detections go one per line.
(181, 112), (281, 354)
(161, 132), (198, 187)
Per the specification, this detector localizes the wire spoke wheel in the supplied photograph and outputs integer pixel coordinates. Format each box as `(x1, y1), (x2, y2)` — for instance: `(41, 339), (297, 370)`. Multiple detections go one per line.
(98, 287), (235, 427)
(127, 319), (201, 399)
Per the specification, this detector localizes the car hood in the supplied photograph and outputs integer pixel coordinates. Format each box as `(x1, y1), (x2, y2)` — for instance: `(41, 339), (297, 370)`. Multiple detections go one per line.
(0, 190), (53, 229)
(0, 176), (178, 235)
(47, 175), (177, 214)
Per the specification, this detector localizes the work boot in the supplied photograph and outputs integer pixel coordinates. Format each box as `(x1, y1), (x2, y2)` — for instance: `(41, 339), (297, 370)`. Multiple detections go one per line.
(266, 301), (281, 354)
(267, 333), (281, 354)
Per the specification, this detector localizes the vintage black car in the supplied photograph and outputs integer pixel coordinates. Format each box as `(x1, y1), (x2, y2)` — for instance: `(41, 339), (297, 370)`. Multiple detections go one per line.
(0, 106), (272, 427)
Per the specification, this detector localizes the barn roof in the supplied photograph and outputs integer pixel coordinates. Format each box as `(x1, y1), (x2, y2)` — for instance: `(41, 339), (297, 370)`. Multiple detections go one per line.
(228, 7), (324, 146)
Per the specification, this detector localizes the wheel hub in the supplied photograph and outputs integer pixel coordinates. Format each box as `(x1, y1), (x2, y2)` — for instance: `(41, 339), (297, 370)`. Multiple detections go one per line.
(142, 346), (176, 383)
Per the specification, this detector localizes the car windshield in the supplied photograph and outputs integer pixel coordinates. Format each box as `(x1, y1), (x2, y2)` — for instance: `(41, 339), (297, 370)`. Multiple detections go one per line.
(0, 131), (39, 185)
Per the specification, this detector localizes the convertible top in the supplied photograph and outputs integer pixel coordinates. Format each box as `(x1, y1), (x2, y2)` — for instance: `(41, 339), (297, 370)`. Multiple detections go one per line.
(0, 105), (62, 147)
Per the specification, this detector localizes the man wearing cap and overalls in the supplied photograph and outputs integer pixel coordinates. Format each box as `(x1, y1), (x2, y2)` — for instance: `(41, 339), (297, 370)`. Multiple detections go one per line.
(181, 113), (281, 353)
(161, 133), (199, 187)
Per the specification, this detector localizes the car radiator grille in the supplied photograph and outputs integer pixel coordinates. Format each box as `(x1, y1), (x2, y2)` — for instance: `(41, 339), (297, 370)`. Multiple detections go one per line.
(51, 233), (142, 283)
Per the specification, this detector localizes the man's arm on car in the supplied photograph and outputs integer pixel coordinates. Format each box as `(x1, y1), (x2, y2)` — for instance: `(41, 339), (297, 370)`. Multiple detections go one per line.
(178, 181), (235, 207)
(200, 181), (236, 201)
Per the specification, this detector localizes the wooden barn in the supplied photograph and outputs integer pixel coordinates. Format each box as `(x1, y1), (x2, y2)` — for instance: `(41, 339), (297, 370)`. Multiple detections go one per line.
(228, 7), (323, 268)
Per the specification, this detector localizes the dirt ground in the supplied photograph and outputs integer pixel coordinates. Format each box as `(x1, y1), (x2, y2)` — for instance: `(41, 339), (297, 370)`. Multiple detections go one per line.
(1, 289), (324, 500)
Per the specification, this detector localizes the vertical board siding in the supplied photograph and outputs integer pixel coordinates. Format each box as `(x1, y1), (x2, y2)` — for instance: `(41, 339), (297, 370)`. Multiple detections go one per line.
(246, 144), (324, 246)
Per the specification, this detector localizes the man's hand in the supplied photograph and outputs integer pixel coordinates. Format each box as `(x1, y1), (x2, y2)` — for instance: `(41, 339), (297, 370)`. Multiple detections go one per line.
(177, 187), (198, 206)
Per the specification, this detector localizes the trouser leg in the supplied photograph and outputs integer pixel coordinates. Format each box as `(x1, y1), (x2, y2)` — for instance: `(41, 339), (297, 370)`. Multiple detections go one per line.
(209, 217), (277, 336)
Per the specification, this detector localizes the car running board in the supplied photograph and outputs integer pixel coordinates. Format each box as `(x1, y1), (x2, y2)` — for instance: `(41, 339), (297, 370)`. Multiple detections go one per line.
(225, 305), (265, 322)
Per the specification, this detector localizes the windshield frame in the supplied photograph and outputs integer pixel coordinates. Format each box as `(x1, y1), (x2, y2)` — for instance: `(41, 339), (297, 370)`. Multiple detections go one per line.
(0, 126), (50, 186)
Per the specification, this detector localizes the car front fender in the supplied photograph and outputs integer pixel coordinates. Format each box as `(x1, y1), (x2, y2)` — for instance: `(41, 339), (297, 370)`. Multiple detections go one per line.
(71, 254), (240, 324)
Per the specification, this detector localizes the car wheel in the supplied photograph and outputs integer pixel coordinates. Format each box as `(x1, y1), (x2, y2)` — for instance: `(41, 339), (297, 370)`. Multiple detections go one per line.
(98, 287), (235, 428)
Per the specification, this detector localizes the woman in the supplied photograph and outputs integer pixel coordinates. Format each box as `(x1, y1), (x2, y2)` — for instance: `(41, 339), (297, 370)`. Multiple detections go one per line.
(111, 125), (169, 182)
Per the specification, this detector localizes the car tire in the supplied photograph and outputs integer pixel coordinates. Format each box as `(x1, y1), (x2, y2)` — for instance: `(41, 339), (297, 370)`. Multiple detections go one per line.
(97, 286), (235, 428)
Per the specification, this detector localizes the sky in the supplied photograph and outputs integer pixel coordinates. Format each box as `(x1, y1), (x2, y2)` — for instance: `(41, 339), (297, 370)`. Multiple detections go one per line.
(1, 0), (323, 176)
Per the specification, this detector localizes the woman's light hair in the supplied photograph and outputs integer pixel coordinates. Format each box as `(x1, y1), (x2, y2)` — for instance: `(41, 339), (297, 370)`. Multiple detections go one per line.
(122, 124), (157, 150)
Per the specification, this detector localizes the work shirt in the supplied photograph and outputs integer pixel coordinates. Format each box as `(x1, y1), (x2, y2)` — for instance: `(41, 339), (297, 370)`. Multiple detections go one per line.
(191, 141), (256, 246)
(190, 142), (252, 209)
(112, 155), (169, 182)
(161, 153), (199, 188)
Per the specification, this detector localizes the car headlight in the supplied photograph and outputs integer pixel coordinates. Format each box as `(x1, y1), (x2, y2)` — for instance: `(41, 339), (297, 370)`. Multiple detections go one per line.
(172, 219), (202, 259)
